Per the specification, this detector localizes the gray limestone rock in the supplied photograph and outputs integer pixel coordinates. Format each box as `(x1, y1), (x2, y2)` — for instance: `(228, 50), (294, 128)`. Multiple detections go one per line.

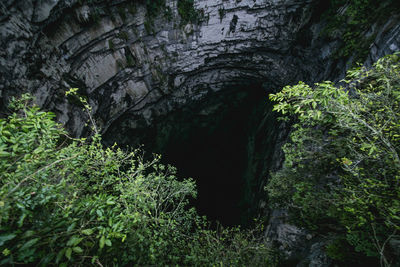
(33, 0), (60, 22)
(1, 0), (398, 137)
(1, 0), (399, 264)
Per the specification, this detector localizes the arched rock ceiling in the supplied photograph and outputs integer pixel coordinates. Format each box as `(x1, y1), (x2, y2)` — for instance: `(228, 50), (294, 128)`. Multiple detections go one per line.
(1, 0), (399, 136)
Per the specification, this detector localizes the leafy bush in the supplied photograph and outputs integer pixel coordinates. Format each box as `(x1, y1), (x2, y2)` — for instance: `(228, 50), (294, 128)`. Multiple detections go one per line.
(267, 53), (400, 265)
(0, 93), (275, 266)
(185, 222), (278, 266)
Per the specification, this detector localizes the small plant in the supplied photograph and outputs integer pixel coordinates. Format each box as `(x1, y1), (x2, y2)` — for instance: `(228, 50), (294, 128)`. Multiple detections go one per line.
(90, 6), (102, 23)
(144, 20), (154, 35)
(117, 31), (129, 41)
(126, 54), (135, 67)
(145, 0), (166, 18)
(108, 39), (115, 51)
(229, 14), (239, 33)
(117, 5), (127, 22)
(218, 7), (225, 22)
(109, 12), (116, 22)
(128, 3), (136, 15)
(164, 6), (173, 21)
(177, 0), (199, 25)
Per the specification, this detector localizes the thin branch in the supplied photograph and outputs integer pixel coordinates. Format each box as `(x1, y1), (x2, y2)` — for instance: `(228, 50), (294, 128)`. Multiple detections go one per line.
(5, 154), (80, 198)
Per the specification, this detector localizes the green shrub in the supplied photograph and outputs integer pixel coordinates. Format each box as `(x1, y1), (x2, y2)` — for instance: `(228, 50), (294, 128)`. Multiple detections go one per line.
(267, 53), (400, 265)
(325, 237), (353, 261)
(0, 93), (276, 266)
(0, 94), (199, 265)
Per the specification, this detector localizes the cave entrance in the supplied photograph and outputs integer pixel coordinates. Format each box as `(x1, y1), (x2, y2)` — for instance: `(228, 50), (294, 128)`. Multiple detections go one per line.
(104, 83), (283, 226)
(160, 88), (260, 226)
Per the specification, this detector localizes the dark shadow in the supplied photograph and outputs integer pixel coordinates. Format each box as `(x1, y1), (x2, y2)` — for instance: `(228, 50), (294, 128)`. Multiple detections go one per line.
(104, 83), (282, 227)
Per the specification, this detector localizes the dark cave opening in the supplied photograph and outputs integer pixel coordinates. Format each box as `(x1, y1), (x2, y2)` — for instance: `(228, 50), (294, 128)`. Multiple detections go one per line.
(104, 83), (283, 227)
(160, 88), (260, 226)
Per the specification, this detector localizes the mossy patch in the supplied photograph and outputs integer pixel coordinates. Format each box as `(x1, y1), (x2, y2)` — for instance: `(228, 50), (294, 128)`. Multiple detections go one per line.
(177, 0), (199, 25)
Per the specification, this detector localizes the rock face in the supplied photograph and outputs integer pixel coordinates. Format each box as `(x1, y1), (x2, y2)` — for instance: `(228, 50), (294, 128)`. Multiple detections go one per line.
(2, 0), (398, 137)
(1, 0), (400, 264)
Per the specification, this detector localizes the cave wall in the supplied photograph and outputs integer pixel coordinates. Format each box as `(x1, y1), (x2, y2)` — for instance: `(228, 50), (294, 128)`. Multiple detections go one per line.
(1, 0), (400, 263)
(3, 0), (399, 138)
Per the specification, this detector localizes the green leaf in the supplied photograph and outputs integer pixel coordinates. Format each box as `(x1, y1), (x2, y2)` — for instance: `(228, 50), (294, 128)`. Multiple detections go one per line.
(105, 239), (112, 247)
(72, 246), (83, 254)
(99, 235), (105, 249)
(82, 229), (93, 235)
(19, 238), (40, 251)
(368, 146), (375, 155)
(96, 210), (103, 217)
(67, 236), (83, 247)
(65, 247), (72, 260)
(21, 230), (36, 239)
(56, 248), (66, 263)
(33, 147), (44, 154)
(0, 151), (10, 157)
(67, 222), (76, 232)
(106, 199), (116, 205)
(17, 213), (27, 227)
(0, 234), (16, 246)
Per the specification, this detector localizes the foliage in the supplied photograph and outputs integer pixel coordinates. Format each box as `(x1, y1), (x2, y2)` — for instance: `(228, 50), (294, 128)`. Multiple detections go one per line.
(77, 0), (200, 30)
(267, 53), (400, 265)
(325, 237), (351, 261)
(126, 54), (135, 67)
(321, 0), (400, 62)
(108, 39), (115, 51)
(144, 20), (154, 35)
(77, 0), (167, 27)
(184, 222), (278, 266)
(143, 0), (166, 18)
(164, 6), (173, 22)
(177, 0), (199, 25)
(117, 31), (129, 41)
(0, 93), (275, 266)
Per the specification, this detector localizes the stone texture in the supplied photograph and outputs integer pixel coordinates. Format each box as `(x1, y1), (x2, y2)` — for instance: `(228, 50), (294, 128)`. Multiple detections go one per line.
(1, 0), (400, 264)
(1, 0), (399, 137)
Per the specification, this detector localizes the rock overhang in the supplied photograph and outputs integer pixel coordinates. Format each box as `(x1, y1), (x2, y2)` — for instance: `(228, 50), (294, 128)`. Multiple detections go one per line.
(0, 0), (399, 144)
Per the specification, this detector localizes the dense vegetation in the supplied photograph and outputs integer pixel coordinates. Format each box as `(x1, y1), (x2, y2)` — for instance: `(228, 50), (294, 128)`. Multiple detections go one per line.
(322, 0), (400, 62)
(268, 53), (400, 265)
(2, 55), (399, 266)
(0, 93), (275, 266)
